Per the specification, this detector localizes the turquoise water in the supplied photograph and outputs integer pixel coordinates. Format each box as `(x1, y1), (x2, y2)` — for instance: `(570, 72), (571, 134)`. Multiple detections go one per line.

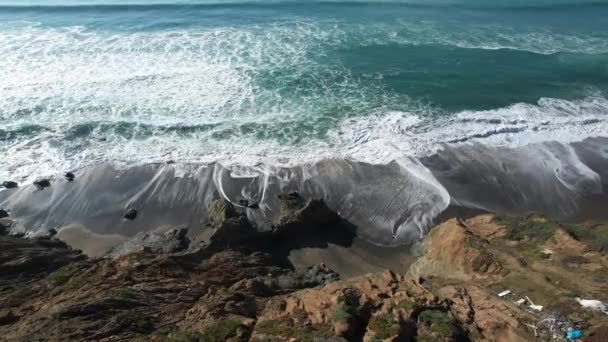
(1, 0), (608, 181)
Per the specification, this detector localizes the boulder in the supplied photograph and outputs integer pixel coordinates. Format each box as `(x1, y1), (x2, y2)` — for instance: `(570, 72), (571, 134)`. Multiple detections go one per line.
(297, 263), (340, 287)
(207, 199), (258, 247)
(0, 218), (12, 235)
(0, 209), (8, 218)
(238, 199), (259, 209)
(105, 228), (190, 258)
(1, 181), (18, 189)
(272, 192), (340, 235)
(124, 208), (138, 220)
(65, 172), (75, 181)
(33, 179), (51, 190)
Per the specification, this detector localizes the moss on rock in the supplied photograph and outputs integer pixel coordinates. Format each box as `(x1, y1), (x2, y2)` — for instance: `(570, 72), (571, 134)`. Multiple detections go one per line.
(368, 314), (400, 339)
(494, 215), (560, 242)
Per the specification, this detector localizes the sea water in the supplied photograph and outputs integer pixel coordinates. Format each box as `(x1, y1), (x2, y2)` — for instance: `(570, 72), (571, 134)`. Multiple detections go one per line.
(1, 0), (607, 182)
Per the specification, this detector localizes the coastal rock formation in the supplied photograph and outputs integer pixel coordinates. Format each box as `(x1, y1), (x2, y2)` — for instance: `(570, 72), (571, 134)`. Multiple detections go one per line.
(105, 228), (190, 258)
(408, 218), (506, 282)
(0, 205), (607, 341)
(0, 234), (85, 281)
(206, 199), (258, 248)
(410, 214), (608, 341)
(204, 193), (342, 249)
(272, 192), (341, 235)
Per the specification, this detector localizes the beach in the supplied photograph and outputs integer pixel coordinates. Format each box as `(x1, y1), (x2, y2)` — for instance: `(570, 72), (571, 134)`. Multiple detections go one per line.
(1, 1), (608, 340)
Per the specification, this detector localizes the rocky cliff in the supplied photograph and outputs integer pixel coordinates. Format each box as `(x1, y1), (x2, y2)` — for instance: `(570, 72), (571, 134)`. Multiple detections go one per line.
(0, 196), (607, 341)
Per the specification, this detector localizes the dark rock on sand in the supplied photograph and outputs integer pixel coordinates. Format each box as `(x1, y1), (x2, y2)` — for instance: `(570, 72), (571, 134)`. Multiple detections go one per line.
(124, 208), (138, 220)
(272, 192), (340, 234)
(0, 235), (84, 280)
(206, 199), (258, 247)
(1, 181), (18, 189)
(204, 193), (342, 251)
(33, 179), (51, 190)
(298, 263), (340, 287)
(263, 263), (340, 291)
(29, 228), (58, 240)
(105, 228), (190, 258)
(238, 199), (259, 209)
(0, 209), (8, 219)
(65, 172), (75, 181)
(0, 219), (12, 235)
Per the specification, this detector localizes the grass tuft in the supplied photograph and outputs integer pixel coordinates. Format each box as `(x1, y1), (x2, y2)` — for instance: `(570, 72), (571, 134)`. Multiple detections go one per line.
(368, 314), (400, 339)
(564, 223), (608, 252)
(255, 317), (333, 341)
(167, 319), (241, 342)
(418, 310), (453, 337)
(494, 215), (560, 242)
(47, 267), (72, 286)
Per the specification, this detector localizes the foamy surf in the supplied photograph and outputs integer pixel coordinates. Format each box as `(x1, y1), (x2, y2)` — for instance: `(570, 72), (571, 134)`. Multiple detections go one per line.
(2, 95), (607, 183)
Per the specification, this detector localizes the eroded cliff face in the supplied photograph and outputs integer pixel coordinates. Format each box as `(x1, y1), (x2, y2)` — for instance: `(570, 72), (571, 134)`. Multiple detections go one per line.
(0, 197), (607, 341)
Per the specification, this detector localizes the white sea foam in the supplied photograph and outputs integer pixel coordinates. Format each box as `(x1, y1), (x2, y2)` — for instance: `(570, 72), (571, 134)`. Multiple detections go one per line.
(332, 95), (608, 163)
(1, 21), (608, 183)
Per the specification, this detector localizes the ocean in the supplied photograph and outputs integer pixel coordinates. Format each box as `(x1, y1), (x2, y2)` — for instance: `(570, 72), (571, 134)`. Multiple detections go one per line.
(2, 0), (607, 180)
(1, 0), (607, 245)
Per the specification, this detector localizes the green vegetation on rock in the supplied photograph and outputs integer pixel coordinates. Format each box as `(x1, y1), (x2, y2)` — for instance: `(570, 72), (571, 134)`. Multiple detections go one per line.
(418, 310), (453, 337)
(564, 223), (608, 252)
(115, 287), (139, 299)
(167, 319), (241, 342)
(255, 317), (333, 341)
(494, 215), (560, 242)
(465, 234), (486, 249)
(47, 267), (72, 286)
(332, 306), (355, 322)
(368, 314), (400, 339)
(332, 288), (361, 322)
(166, 330), (204, 342)
(471, 249), (497, 272)
(394, 300), (416, 311)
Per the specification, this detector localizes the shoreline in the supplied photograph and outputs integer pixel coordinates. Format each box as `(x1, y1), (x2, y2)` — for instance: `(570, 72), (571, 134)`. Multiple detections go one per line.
(1, 137), (606, 249)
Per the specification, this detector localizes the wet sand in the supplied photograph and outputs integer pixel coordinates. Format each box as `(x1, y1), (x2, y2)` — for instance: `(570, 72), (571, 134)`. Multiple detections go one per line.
(1, 137), (606, 277)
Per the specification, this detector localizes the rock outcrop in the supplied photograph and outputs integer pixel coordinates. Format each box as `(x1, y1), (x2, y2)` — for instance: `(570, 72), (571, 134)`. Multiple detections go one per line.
(272, 192), (341, 235)
(105, 228), (190, 258)
(0, 202), (606, 341)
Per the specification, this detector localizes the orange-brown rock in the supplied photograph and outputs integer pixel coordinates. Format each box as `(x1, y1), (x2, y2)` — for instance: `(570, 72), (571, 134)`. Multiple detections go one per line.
(408, 218), (504, 281)
(1, 210), (607, 342)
